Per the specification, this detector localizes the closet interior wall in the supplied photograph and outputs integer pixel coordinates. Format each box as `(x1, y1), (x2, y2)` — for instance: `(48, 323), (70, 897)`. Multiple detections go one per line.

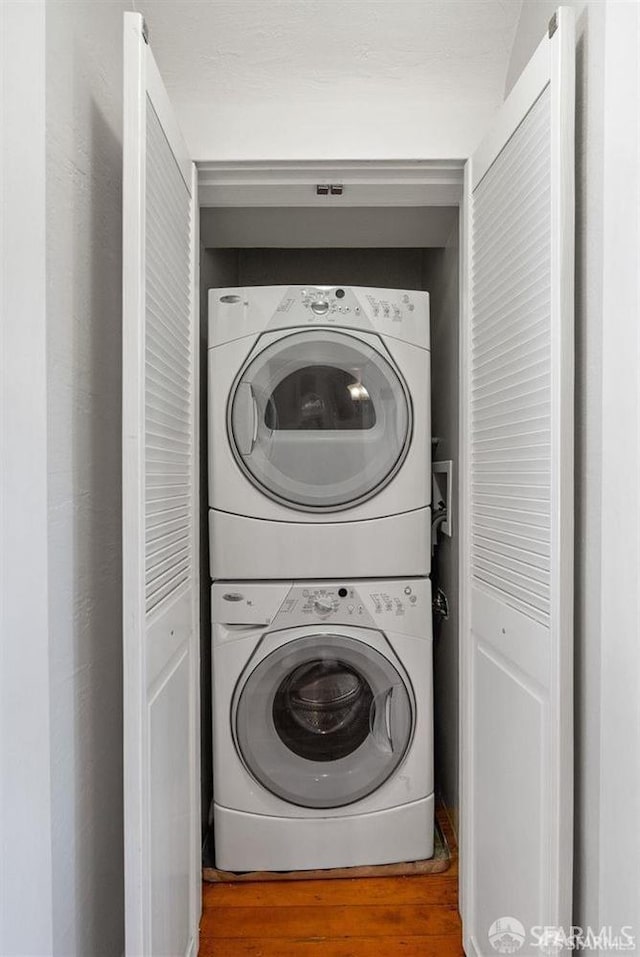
(198, 207), (460, 841)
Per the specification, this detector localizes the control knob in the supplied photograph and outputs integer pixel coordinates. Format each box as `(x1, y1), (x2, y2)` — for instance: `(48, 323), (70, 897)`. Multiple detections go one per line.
(313, 596), (336, 616)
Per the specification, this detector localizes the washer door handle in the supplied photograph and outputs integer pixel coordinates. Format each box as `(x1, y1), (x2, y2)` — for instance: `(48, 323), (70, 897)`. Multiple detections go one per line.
(232, 381), (259, 455)
(369, 687), (394, 754)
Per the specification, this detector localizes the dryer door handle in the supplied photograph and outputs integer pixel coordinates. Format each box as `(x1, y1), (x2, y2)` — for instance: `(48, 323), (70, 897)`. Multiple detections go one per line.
(369, 687), (394, 755)
(232, 381), (259, 456)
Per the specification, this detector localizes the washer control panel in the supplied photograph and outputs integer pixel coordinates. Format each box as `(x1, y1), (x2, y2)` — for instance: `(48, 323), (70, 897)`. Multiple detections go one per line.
(272, 578), (431, 635)
(212, 578), (431, 636)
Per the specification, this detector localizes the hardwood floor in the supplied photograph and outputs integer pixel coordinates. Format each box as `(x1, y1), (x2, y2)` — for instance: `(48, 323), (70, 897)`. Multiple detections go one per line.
(199, 811), (463, 956)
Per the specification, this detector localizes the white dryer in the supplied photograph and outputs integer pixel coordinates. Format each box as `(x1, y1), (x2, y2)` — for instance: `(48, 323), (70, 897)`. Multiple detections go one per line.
(208, 285), (431, 580)
(211, 577), (434, 872)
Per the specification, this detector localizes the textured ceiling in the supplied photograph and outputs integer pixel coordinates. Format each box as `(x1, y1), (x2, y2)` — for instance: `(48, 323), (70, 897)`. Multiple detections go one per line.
(136, 0), (523, 160)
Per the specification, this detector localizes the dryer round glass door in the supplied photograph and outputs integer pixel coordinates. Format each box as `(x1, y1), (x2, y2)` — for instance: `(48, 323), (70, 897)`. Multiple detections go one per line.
(227, 330), (412, 511)
(233, 634), (414, 808)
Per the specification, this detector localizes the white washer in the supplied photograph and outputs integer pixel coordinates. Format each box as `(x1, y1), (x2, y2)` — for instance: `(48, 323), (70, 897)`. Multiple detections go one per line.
(211, 577), (434, 872)
(208, 285), (431, 580)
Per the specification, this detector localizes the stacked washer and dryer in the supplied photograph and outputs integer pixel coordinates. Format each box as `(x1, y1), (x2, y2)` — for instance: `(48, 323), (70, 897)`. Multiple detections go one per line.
(208, 284), (433, 871)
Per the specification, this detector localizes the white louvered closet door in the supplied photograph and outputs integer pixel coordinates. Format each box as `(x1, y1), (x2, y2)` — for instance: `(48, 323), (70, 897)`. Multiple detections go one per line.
(460, 8), (574, 956)
(123, 13), (200, 957)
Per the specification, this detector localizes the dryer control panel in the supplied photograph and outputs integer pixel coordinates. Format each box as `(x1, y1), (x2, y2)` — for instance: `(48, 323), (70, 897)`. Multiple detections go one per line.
(212, 578), (431, 638)
(209, 285), (430, 351)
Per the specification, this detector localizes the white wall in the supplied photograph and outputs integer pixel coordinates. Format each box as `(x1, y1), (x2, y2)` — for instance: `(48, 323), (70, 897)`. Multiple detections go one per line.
(1, 3), (54, 954)
(507, 0), (640, 940)
(3, 3), (131, 952)
(45, 2), (131, 951)
(200, 206), (459, 250)
(138, 0), (522, 162)
(232, 247), (427, 290)
(596, 1), (640, 943)
(2, 2), (132, 954)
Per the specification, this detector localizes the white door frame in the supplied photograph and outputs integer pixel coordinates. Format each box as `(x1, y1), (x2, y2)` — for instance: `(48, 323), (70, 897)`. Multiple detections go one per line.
(197, 159), (465, 208)
(195, 157), (465, 884)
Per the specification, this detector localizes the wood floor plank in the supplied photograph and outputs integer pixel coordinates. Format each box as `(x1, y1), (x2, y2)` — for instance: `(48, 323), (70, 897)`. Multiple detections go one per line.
(198, 935), (465, 957)
(203, 873), (459, 908)
(199, 806), (462, 956)
(200, 903), (460, 940)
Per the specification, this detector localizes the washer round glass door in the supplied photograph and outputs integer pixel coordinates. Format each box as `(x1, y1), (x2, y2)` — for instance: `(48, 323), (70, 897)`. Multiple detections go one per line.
(234, 634), (414, 809)
(228, 330), (412, 511)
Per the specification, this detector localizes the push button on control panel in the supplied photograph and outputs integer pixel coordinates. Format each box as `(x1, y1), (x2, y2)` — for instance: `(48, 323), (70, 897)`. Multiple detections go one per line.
(369, 588), (420, 616)
(366, 292), (411, 321)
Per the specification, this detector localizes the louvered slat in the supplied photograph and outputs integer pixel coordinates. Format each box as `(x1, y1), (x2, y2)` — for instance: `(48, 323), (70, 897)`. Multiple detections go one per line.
(144, 98), (193, 615)
(471, 87), (552, 625)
